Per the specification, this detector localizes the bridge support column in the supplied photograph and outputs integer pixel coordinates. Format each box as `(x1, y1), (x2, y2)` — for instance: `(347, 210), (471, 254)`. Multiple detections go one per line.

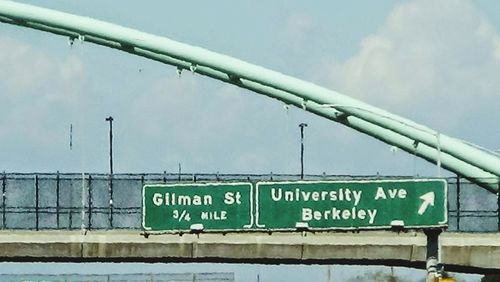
(425, 229), (442, 282)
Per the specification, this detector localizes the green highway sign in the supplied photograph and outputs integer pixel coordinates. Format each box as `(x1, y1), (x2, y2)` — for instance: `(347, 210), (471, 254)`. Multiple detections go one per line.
(143, 183), (253, 232)
(256, 179), (447, 231)
(143, 179), (448, 233)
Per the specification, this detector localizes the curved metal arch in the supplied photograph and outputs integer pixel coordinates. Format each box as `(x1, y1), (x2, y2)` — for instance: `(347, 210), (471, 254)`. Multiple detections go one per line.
(0, 1), (498, 191)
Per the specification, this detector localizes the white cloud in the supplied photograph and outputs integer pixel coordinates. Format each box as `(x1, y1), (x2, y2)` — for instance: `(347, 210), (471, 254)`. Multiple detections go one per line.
(0, 36), (84, 145)
(0, 36), (83, 97)
(315, 0), (500, 135)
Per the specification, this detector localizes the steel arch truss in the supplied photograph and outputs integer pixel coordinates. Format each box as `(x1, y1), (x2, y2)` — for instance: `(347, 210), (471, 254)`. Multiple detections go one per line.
(0, 1), (498, 191)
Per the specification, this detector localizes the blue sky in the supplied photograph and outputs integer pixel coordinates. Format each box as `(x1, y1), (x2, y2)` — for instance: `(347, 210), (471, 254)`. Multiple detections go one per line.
(1, 0), (500, 178)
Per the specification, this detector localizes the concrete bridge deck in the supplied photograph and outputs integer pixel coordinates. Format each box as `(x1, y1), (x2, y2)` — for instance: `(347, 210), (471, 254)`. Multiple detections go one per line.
(0, 231), (498, 274)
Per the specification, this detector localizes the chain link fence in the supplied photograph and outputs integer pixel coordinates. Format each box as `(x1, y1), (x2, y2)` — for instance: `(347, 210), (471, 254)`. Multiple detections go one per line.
(0, 173), (498, 232)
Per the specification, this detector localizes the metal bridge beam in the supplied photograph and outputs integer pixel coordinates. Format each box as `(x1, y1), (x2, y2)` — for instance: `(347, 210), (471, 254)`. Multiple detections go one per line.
(0, 1), (498, 191)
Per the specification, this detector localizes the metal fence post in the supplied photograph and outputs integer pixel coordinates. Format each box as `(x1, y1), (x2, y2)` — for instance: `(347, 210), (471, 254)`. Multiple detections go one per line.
(35, 174), (39, 231)
(88, 174), (92, 230)
(141, 174), (145, 230)
(81, 173), (86, 231)
(56, 171), (60, 229)
(68, 177), (73, 230)
(1, 172), (5, 229)
(456, 175), (461, 231)
(109, 173), (113, 228)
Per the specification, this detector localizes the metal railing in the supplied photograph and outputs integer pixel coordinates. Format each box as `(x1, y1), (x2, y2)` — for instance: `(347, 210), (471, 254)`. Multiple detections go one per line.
(0, 172), (498, 232)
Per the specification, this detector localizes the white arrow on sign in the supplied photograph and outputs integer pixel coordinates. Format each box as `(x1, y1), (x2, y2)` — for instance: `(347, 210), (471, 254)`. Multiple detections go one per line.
(418, 192), (435, 215)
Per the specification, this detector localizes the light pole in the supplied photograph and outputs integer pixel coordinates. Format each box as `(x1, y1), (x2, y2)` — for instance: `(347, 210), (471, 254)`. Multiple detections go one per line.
(299, 123), (308, 179)
(105, 116), (114, 175)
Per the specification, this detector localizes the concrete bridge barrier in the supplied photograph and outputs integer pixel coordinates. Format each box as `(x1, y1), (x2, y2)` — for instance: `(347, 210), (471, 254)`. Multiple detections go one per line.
(0, 230), (498, 274)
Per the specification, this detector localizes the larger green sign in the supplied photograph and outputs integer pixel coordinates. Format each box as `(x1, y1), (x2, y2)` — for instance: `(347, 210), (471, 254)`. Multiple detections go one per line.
(143, 183), (253, 232)
(256, 179), (447, 231)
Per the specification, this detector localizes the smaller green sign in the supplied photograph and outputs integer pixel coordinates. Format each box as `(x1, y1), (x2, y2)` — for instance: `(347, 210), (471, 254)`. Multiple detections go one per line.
(143, 183), (253, 232)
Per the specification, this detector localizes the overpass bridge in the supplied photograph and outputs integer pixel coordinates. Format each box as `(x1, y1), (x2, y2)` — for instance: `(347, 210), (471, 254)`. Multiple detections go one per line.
(0, 173), (498, 273)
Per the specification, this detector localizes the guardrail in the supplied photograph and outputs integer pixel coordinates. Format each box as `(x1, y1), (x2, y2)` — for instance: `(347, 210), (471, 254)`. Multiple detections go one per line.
(0, 173), (498, 232)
